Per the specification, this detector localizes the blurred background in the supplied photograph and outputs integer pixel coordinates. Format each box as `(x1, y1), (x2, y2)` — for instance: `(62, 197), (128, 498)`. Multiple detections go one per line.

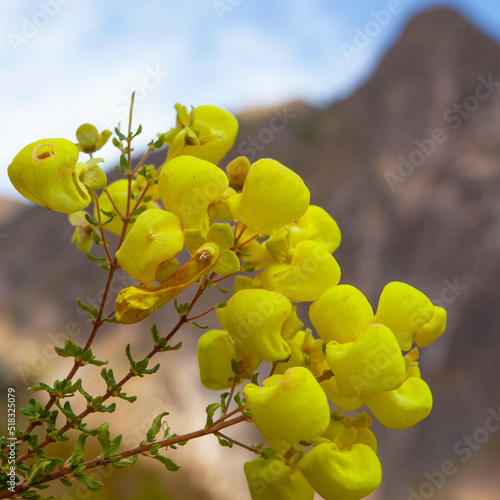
(1, 0), (500, 499)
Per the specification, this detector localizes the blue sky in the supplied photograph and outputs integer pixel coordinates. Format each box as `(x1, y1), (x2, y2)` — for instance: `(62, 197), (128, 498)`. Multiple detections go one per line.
(1, 0), (499, 199)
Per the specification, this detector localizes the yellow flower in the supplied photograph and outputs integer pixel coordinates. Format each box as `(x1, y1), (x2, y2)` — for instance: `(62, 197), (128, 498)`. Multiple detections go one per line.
(261, 241), (341, 302)
(158, 155), (229, 231)
(244, 458), (314, 500)
(197, 330), (260, 390)
(309, 285), (374, 344)
(299, 441), (382, 500)
(116, 209), (184, 286)
(326, 323), (406, 397)
(244, 367), (330, 446)
(8, 139), (106, 214)
(164, 104), (238, 165)
(320, 376), (363, 412)
(360, 376), (433, 430)
(298, 205), (341, 254)
(229, 159), (310, 234)
(68, 211), (94, 254)
(322, 413), (377, 453)
(224, 289), (293, 361)
(375, 282), (434, 350)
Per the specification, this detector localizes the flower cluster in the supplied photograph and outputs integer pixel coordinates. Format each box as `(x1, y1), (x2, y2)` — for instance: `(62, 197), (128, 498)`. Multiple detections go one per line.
(7, 102), (447, 500)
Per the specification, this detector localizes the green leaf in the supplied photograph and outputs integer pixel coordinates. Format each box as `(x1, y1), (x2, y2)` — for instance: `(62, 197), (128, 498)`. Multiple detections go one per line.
(59, 477), (73, 487)
(205, 403), (221, 428)
(76, 298), (97, 318)
(114, 127), (126, 140)
(220, 392), (229, 415)
(96, 423), (111, 457)
(125, 344), (135, 370)
(217, 436), (233, 448)
(65, 434), (88, 468)
(261, 448), (277, 459)
(151, 324), (161, 344)
(151, 454), (181, 472)
(120, 154), (130, 170)
(215, 284), (231, 294)
(191, 321), (210, 330)
(160, 341), (182, 353)
(132, 205), (147, 216)
(73, 473), (103, 492)
(84, 214), (98, 227)
(146, 412), (170, 443)
(133, 124), (143, 138)
(234, 392), (245, 407)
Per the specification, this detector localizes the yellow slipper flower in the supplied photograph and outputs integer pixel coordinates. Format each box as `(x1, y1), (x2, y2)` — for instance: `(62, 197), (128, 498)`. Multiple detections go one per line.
(326, 323), (406, 397)
(158, 155), (229, 231)
(299, 441), (382, 500)
(244, 367), (330, 446)
(375, 282), (434, 351)
(414, 305), (447, 348)
(229, 159), (310, 234)
(116, 209), (184, 286)
(262, 240), (341, 302)
(8, 138), (106, 214)
(244, 458), (314, 500)
(309, 285), (374, 344)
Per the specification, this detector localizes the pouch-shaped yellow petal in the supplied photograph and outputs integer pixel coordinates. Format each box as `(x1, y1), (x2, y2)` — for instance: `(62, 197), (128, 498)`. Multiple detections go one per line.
(360, 376), (433, 430)
(301, 205), (341, 254)
(262, 241), (341, 302)
(229, 159), (310, 234)
(414, 306), (447, 348)
(299, 442), (382, 500)
(309, 285), (374, 344)
(167, 105), (238, 165)
(320, 376), (363, 412)
(116, 209), (183, 286)
(244, 367), (330, 444)
(8, 139), (97, 214)
(197, 330), (239, 390)
(244, 458), (314, 500)
(326, 324), (406, 397)
(159, 155), (229, 231)
(375, 282), (434, 351)
(225, 289), (292, 361)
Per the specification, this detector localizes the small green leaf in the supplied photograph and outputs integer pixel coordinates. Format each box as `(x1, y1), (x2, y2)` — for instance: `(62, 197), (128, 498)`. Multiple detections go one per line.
(84, 214), (98, 227)
(73, 473), (103, 492)
(205, 403), (221, 428)
(217, 436), (233, 448)
(151, 454), (181, 472)
(146, 412), (170, 443)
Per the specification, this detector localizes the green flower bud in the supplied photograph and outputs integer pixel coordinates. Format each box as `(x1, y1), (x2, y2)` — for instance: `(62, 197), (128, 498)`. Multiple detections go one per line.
(8, 138), (106, 214)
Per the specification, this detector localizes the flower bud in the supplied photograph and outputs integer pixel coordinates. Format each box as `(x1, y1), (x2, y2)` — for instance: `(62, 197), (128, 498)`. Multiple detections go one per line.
(360, 376), (433, 429)
(326, 323), (406, 397)
(159, 155), (229, 231)
(244, 458), (314, 500)
(8, 138), (106, 214)
(244, 367), (330, 444)
(229, 159), (310, 234)
(116, 209), (184, 286)
(309, 285), (374, 344)
(375, 282), (434, 351)
(226, 156), (251, 192)
(262, 241), (341, 302)
(299, 441), (382, 500)
(225, 289), (293, 361)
